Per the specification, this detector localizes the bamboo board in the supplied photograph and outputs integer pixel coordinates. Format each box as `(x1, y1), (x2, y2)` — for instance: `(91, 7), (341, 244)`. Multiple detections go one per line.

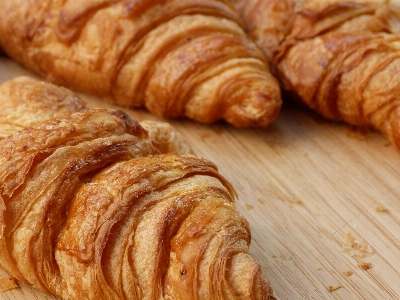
(1, 55), (400, 300)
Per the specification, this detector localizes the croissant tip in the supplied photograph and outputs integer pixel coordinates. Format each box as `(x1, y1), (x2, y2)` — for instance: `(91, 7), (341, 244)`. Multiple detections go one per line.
(226, 252), (274, 299)
(224, 92), (282, 128)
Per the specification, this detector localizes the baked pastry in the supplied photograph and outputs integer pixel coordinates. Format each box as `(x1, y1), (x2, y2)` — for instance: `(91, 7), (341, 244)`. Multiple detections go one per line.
(0, 76), (193, 155)
(0, 0), (282, 128)
(233, 0), (400, 148)
(0, 76), (86, 139)
(0, 77), (274, 299)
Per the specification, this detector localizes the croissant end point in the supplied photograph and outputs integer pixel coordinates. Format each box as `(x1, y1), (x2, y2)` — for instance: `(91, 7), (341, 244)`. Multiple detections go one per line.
(227, 253), (274, 299)
(224, 92), (282, 128)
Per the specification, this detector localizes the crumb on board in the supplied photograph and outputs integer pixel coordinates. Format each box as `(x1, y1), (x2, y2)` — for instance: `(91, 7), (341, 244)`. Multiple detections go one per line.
(0, 276), (19, 292)
(374, 203), (388, 213)
(342, 232), (373, 258)
(245, 204), (254, 210)
(291, 199), (303, 205)
(344, 125), (369, 140)
(258, 198), (267, 204)
(328, 285), (342, 292)
(343, 270), (354, 277)
(358, 262), (373, 271)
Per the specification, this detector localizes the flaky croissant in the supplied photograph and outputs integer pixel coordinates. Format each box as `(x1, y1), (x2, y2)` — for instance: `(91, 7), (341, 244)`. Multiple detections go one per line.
(0, 76), (274, 299)
(0, 0), (282, 128)
(233, 0), (400, 149)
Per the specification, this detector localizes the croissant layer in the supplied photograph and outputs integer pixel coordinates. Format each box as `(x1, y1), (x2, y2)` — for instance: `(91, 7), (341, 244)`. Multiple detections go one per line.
(0, 0), (282, 127)
(0, 77), (274, 299)
(0, 76), (86, 139)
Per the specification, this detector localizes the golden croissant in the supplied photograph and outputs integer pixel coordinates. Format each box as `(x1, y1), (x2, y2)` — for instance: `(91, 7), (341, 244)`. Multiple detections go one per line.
(0, 0), (282, 128)
(233, 0), (400, 148)
(0, 76), (274, 300)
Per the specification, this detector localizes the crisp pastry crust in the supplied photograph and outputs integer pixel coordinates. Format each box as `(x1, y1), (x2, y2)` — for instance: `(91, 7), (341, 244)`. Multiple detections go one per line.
(0, 0), (282, 128)
(0, 77), (274, 299)
(233, 0), (400, 149)
(0, 76), (194, 156)
(0, 76), (86, 139)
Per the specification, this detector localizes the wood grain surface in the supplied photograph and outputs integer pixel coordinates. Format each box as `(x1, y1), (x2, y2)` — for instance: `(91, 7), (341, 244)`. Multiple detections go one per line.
(1, 55), (400, 300)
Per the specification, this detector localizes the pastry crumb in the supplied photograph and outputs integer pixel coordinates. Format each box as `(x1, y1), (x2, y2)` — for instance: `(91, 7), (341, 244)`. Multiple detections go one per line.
(328, 285), (342, 292)
(245, 204), (254, 210)
(343, 270), (354, 277)
(344, 125), (369, 140)
(342, 232), (373, 258)
(374, 203), (388, 213)
(258, 198), (267, 204)
(289, 198), (303, 205)
(358, 262), (373, 271)
(0, 276), (19, 292)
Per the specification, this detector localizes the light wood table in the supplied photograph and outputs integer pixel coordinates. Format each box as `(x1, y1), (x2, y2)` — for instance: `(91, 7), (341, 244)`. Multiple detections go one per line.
(1, 55), (400, 300)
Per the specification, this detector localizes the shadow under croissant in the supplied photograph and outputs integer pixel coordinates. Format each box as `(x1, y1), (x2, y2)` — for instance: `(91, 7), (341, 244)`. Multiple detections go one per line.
(0, 77), (275, 299)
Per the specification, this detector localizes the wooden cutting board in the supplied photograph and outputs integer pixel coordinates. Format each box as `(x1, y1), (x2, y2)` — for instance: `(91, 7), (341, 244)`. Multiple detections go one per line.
(1, 55), (400, 300)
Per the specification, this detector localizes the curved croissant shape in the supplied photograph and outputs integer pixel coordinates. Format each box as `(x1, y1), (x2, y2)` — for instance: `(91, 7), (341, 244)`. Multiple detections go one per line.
(0, 77), (274, 299)
(233, 0), (400, 149)
(0, 0), (282, 128)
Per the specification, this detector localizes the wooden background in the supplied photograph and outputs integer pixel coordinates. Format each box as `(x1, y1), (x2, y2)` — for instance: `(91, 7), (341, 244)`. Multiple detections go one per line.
(1, 55), (400, 300)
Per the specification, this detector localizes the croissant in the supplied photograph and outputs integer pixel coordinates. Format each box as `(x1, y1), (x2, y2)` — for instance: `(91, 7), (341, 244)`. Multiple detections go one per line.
(232, 0), (400, 149)
(0, 76), (274, 299)
(0, 0), (282, 128)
